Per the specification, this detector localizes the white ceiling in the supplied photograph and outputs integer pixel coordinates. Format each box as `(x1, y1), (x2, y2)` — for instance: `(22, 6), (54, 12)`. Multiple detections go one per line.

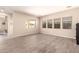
(0, 6), (77, 17)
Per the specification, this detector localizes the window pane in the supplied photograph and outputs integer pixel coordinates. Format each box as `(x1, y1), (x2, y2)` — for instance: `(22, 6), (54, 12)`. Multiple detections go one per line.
(54, 23), (60, 28)
(42, 21), (46, 28)
(62, 16), (72, 29)
(54, 18), (61, 29)
(47, 19), (52, 28)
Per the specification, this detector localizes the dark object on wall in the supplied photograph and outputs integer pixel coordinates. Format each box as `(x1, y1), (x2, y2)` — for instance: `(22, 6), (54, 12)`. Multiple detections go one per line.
(5, 29), (7, 33)
(42, 21), (46, 28)
(76, 23), (79, 45)
(2, 22), (5, 25)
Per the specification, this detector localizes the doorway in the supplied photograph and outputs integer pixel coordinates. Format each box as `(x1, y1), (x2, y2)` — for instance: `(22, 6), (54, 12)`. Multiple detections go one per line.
(0, 16), (8, 35)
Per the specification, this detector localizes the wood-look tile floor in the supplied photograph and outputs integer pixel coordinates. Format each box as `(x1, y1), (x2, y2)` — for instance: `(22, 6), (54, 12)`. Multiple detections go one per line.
(0, 34), (79, 53)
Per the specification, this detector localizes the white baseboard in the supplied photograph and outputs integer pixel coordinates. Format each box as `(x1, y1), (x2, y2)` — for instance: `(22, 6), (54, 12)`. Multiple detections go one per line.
(7, 32), (40, 39)
(40, 33), (76, 39)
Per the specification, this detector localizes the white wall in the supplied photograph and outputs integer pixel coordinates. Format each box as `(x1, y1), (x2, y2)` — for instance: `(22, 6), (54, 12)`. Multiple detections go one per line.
(9, 12), (39, 38)
(40, 7), (79, 39)
(8, 14), (13, 36)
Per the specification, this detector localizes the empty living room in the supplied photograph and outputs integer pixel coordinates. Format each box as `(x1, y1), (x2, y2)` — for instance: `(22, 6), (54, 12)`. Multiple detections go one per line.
(0, 6), (79, 53)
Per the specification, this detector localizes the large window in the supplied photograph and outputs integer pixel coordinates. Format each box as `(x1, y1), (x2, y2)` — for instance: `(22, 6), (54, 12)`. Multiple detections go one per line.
(42, 20), (46, 28)
(54, 18), (61, 29)
(28, 20), (36, 28)
(62, 16), (72, 29)
(47, 19), (52, 28)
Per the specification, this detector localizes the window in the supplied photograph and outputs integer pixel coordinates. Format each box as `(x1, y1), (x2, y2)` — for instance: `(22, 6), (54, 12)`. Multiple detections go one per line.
(62, 16), (72, 29)
(47, 19), (52, 28)
(54, 18), (61, 29)
(28, 20), (36, 28)
(42, 20), (46, 28)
